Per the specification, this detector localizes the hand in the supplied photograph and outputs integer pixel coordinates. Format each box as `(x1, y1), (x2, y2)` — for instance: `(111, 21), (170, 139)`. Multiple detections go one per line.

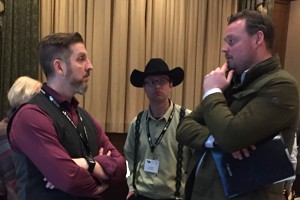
(232, 145), (256, 160)
(92, 182), (109, 196)
(126, 191), (135, 200)
(43, 177), (55, 189)
(203, 62), (234, 93)
(99, 183), (109, 192)
(71, 147), (111, 170)
(99, 147), (111, 157)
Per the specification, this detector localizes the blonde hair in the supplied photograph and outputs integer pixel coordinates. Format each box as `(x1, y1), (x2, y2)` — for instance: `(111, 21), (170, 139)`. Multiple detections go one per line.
(7, 76), (42, 108)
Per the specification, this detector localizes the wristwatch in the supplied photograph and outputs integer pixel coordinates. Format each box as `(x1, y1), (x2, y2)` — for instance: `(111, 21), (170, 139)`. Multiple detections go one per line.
(85, 156), (96, 173)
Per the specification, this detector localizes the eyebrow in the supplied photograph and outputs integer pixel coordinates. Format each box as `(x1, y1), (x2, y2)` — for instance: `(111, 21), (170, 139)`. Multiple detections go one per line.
(224, 34), (234, 39)
(144, 76), (170, 81)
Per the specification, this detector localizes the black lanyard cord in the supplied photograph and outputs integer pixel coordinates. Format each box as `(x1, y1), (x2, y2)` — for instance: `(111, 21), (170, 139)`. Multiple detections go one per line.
(146, 103), (175, 152)
(40, 89), (92, 155)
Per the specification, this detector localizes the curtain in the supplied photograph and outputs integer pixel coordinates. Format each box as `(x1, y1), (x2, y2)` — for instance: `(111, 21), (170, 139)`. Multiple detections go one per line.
(0, 0), (39, 119)
(40, 0), (237, 133)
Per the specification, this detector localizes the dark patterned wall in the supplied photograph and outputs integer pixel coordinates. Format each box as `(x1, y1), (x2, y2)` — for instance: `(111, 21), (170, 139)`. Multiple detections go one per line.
(0, 0), (39, 119)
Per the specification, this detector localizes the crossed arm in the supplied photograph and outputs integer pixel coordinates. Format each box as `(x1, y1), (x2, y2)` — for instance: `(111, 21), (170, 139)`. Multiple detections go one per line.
(45, 147), (111, 192)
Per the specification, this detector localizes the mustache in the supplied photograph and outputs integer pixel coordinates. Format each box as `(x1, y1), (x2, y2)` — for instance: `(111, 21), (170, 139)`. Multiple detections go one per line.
(84, 72), (90, 78)
(225, 54), (233, 59)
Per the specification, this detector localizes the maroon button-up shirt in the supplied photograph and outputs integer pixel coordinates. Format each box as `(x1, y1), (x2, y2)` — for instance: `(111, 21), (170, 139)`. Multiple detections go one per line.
(9, 84), (126, 198)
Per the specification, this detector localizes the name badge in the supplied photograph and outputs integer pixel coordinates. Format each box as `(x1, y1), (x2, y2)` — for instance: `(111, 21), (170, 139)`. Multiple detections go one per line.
(144, 159), (159, 174)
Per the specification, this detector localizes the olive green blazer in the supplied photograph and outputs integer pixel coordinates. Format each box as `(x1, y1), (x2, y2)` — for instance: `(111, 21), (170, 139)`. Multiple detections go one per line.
(177, 55), (299, 200)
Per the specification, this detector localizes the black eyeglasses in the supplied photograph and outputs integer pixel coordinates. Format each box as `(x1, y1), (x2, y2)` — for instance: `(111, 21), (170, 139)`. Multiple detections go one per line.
(144, 78), (170, 87)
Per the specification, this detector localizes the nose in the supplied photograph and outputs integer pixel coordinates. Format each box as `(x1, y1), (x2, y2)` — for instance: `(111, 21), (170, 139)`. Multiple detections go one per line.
(154, 82), (161, 87)
(86, 58), (93, 70)
(153, 82), (163, 89)
(222, 43), (229, 53)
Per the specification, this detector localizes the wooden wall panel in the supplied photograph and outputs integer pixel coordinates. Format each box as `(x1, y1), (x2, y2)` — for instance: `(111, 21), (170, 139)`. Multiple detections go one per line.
(272, 0), (291, 66)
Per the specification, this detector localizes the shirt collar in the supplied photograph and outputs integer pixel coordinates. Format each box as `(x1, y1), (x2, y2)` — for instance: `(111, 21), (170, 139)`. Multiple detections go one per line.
(240, 68), (249, 84)
(42, 83), (79, 109)
(239, 55), (280, 85)
(146, 100), (174, 121)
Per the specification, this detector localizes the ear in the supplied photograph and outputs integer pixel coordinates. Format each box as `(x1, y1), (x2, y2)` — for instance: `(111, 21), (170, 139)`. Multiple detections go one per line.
(53, 59), (65, 76)
(255, 31), (264, 46)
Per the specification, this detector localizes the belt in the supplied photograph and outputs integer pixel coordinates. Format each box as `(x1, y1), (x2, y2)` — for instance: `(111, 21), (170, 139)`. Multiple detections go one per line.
(136, 194), (179, 200)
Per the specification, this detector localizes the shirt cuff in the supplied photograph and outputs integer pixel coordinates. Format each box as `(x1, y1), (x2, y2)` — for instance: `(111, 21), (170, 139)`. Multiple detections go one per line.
(205, 135), (215, 148)
(202, 88), (222, 100)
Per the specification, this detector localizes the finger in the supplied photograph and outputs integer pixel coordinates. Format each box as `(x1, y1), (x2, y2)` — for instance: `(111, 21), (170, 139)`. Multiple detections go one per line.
(226, 70), (234, 83)
(209, 70), (215, 75)
(220, 62), (228, 72)
(242, 148), (250, 157)
(250, 145), (256, 150)
(99, 147), (104, 155)
(46, 182), (54, 189)
(106, 150), (112, 157)
(232, 152), (238, 159)
(103, 183), (109, 190)
(127, 191), (135, 199)
(99, 183), (109, 193)
(232, 151), (243, 160)
(46, 182), (51, 188)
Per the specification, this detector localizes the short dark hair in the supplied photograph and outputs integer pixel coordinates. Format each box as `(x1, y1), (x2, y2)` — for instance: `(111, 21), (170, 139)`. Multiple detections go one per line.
(37, 32), (84, 78)
(227, 10), (274, 51)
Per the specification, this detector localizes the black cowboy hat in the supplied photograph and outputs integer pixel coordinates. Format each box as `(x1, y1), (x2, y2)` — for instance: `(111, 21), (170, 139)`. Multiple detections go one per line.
(130, 58), (184, 88)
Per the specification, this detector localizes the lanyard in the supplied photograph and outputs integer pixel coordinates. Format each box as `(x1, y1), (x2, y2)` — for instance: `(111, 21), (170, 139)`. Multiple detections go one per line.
(40, 89), (92, 155)
(146, 103), (175, 152)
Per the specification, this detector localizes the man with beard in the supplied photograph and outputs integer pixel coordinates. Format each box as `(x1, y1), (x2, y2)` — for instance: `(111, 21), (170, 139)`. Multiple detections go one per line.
(176, 10), (299, 200)
(7, 32), (127, 200)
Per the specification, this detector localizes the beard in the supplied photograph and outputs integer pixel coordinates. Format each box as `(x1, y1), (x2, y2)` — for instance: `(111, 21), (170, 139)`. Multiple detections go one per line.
(75, 82), (88, 95)
(66, 72), (89, 95)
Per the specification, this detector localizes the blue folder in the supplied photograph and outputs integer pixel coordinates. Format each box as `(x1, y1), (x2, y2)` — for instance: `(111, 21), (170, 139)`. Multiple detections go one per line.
(211, 136), (295, 198)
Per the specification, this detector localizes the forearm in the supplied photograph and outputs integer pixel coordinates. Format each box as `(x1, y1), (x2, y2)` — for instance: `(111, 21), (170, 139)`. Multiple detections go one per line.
(95, 154), (127, 183)
(202, 83), (299, 152)
(72, 158), (109, 181)
(93, 162), (109, 181)
(176, 105), (210, 150)
(95, 122), (127, 183)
